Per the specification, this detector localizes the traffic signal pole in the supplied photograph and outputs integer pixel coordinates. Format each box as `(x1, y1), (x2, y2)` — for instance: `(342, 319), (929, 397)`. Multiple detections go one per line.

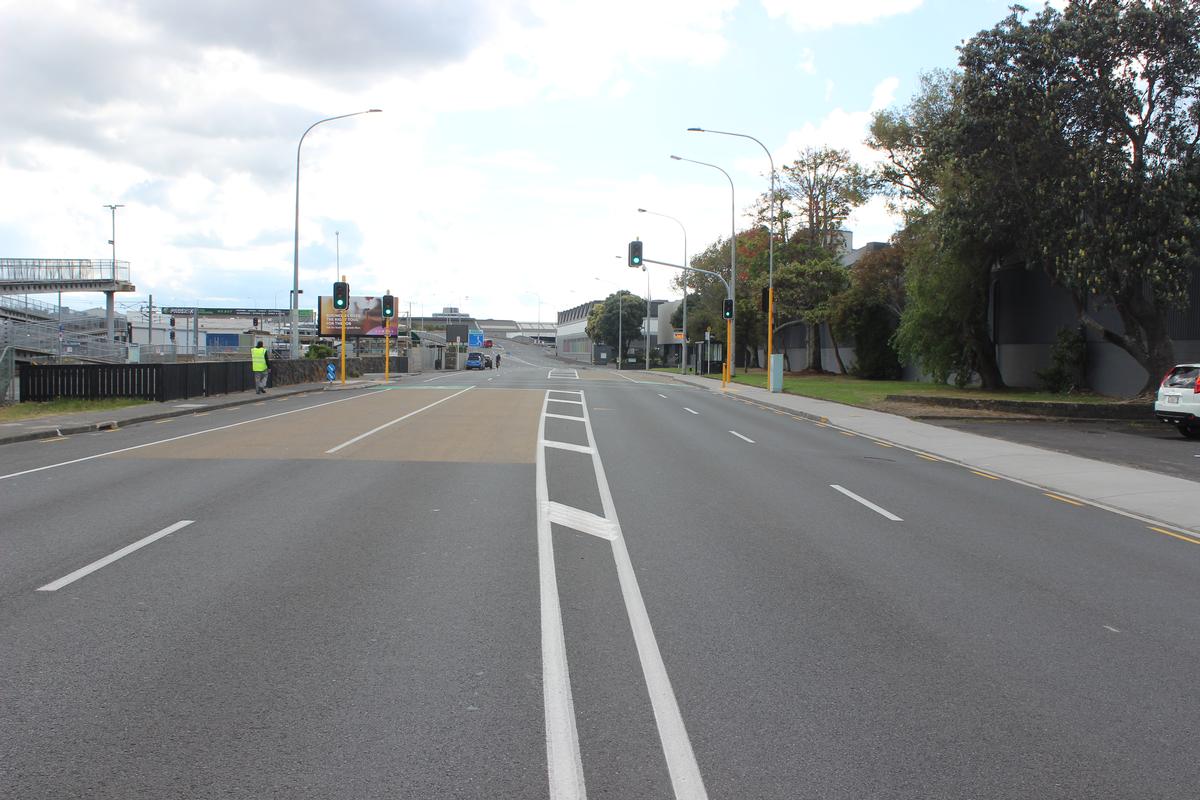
(340, 275), (347, 385)
(641, 254), (732, 388)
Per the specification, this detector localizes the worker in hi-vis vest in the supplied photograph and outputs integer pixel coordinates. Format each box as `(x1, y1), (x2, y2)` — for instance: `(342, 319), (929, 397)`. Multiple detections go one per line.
(251, 340), (270, 394)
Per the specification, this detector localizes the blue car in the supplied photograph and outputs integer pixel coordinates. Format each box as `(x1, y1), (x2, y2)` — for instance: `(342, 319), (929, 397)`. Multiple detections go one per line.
(465, 352), (484, 370)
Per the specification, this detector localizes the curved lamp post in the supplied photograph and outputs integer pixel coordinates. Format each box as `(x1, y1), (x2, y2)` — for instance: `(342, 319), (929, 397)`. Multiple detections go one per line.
(687, 127), (776, 390)
(291, 109), (382, 358)
(637, 208), (687, 373)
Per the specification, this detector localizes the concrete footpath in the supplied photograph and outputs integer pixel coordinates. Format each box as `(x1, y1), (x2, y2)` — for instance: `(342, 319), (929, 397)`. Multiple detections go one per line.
(670, 373), (1200, 536)
(0, 377), (387, 446)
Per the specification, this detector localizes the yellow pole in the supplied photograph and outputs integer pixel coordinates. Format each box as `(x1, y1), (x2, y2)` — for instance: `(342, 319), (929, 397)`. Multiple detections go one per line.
(724, 317), (732, 388)
(339, 273), (347, 385)
(384, 329), (389, 383)
(766, 286), (775, 391)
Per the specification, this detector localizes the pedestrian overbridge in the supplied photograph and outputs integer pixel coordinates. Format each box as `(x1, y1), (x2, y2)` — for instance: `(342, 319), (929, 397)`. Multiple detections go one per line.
(0, 259), (136, 340)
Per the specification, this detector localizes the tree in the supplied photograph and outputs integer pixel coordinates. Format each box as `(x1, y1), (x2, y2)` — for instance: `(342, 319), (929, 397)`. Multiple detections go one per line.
(779, 147), (877, 253)
(952, 0), (1200, 393)
(830, 243), (906, 379)
(768, 258), (850, 371)
(585, 292), (645, 356)
(868, 69), (1009, 388)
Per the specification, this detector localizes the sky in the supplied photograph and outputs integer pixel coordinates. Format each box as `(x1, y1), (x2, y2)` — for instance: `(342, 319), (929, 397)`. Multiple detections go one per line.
(0, 0), (1063, 322)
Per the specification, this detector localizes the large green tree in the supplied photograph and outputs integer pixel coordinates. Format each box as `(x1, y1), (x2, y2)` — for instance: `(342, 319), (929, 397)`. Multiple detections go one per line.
(952, 0), (1200, 392)
(767, 258), (850, 371)
(585, 292), (645, 356)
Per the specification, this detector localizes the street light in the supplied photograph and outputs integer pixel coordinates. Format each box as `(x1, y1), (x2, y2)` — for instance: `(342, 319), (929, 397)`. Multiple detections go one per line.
(687, 126), (776, 390)
(103, 203), (124, 341)
(291, 109), (382, 359)
(669, 155), (737, 376)
(638, 208), (688, 374)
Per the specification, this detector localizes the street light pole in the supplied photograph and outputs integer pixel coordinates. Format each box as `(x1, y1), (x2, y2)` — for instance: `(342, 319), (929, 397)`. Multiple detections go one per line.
(637, 208), (687, 374)
(687, 127), (775, 390)
(669, 155), (737, 376)
(291, 109), (381, 359)
(104, 203), (124, 342)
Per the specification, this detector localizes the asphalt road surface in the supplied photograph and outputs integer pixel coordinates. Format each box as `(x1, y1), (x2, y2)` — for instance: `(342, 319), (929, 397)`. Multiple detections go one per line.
(2, 340), (1199, 798)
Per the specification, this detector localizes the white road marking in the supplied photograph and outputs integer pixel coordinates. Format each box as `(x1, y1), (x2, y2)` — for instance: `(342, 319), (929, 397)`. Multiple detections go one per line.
(541, 440), (594, 455)
(325, 386), (474, 453)
(729, 431), (755, 443)
(684, 407), (698, 415)
(544, 500), (618, 540)
(1103, 625), (1121, 633)
(535, 393), (588, 799)
(658, 393), (668, 398)
(578, 395), (709, 799)
(829, 484), (903, 521)
(544, 412), (585, 422)
(547, 368), (580, 380)
(37, 520), (194, 592)
(0, 391), (386, 483)
(548, 398), (585, 405)
(423, 372), (460, 382)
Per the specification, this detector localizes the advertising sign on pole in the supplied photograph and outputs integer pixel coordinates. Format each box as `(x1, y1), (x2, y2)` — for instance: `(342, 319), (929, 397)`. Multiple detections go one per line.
(318, 296), (402, 337)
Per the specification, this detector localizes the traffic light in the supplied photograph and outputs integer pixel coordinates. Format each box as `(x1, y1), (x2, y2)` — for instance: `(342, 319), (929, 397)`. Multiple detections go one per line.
(722, 298), (734, 319)
(628, 239), (643, 267)
(169, 329), (176, 342)
(170, 316), (176, 328)
(252, 317), (258, 328)
(333, 281), (349, 310)
(382, 294), (395, 318)
(761, 286), (770, 312)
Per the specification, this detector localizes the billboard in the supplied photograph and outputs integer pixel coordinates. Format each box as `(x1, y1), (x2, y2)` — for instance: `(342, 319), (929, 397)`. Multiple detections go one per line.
(318, 296), (402, 337)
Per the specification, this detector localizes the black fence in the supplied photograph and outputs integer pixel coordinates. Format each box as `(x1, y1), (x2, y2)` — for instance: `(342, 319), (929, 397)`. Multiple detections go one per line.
(20, 361), (253, 402)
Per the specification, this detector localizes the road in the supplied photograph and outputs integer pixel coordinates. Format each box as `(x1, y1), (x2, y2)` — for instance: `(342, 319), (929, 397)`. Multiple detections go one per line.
(2, 340), (1199, 798)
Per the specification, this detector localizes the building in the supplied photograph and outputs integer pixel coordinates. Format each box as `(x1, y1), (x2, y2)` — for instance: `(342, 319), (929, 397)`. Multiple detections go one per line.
(555, 300), (601, 362)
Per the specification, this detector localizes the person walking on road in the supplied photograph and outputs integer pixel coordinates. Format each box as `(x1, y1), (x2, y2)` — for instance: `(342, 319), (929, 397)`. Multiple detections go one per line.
(495, 352), (501, 370)
(251, 340), (270, 394)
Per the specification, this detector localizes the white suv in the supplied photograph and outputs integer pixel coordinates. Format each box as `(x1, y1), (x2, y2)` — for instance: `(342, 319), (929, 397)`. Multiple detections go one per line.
(1154, 363), (1200, 439)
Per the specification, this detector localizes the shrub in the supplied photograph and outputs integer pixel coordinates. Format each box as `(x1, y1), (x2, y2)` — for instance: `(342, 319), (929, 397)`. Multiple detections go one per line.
(1036, 326), (1086, 394)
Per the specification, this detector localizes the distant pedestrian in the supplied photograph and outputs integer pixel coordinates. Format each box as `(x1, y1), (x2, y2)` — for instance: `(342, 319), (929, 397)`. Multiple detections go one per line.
(495, 352), (501, 370)
(251, 340), (270, 394)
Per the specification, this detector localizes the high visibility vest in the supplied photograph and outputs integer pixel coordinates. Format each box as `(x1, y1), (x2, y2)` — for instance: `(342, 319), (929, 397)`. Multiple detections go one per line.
(251, 347), (268, 372)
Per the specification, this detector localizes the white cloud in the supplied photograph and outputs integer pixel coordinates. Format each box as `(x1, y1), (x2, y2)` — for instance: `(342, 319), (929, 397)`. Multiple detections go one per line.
(761, 0), (923, 31)
(797, 48), (816, 75)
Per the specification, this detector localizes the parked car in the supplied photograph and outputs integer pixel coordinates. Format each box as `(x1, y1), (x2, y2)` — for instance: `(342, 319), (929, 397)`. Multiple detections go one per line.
(465, 352), (484, 370)
(1154, 363), (1200, 438)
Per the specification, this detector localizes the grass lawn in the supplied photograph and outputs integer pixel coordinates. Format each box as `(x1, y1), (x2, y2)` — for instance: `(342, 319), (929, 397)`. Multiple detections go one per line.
(654, 367), (1117, 408)
(0, 397), (150, 422)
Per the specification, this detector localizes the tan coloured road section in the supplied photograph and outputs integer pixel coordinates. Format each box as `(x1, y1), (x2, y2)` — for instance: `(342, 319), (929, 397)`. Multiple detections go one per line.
(109, 387), (543, 464)
(331, 388), (542, 464)
(110, 389), (463, 461)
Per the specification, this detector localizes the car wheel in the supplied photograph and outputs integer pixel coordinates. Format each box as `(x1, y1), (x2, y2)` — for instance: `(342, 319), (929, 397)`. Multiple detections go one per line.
(1180, 424), (1200, 440)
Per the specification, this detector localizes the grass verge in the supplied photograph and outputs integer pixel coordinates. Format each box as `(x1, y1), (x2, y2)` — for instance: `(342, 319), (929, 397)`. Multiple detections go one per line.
(0, 397), (150, 422)
(655, 368), (1117, 408)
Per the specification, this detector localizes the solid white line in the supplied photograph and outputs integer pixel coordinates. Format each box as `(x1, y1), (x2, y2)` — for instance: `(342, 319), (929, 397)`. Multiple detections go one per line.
(544, 412), (585, 422)
(683, 407), (699, 415)
(579, 396), (709, 798)
(0, 390), (386, 483)
(37, 520), (194, 591)
(423, 372), (459, 382)
(541, 439), (594, 455)
(729, 431), (755, 443)
(325, 386), (473, 453)
(549, 390), (584, 397)
(829, 484), (903, 521)
(548, 398), (585, 405)
(536, 392), (588, 799)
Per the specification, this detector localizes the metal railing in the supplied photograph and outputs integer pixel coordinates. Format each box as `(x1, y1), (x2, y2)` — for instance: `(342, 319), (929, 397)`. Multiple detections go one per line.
(0, 319), (129, 363)
(0, 294), (61, 318)
(0, 259), (130, 283)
